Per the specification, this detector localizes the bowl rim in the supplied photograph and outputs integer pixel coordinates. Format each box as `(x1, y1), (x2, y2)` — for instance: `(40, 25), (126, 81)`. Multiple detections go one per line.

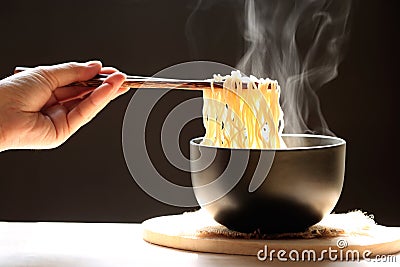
(190, 133), (346, 151)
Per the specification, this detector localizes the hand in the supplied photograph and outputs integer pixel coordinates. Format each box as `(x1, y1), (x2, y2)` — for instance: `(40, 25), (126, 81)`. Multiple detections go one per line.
(0, 61), (128, 151)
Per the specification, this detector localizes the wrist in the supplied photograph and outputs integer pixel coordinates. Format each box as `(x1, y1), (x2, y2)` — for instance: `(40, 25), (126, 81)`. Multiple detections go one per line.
(0, 101), (9, 152)
(0, 122), (6, 152)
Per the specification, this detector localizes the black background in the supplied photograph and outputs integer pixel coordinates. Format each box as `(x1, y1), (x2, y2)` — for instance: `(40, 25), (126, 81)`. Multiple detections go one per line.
(0, 0), (398, 226)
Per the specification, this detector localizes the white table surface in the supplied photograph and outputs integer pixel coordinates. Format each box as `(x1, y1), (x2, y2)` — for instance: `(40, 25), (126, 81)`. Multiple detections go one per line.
(0, 222), (398, 267)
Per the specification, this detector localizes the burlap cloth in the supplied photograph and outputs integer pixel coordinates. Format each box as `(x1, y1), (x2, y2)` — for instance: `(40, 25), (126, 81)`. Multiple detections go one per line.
(186, 209), (376, 240)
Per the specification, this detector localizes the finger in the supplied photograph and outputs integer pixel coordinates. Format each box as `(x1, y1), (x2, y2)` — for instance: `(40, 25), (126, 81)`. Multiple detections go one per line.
(42, 104), (69, 142)
(100, 67), (119, 74)
(54, 84), (129, 108)
(62, 99), (82, 111)
(55, 85), (129, 108)
(53, 86), (94, 103)
(43, 94), (59, 109)
(67, 72), (126, 133)
(117, 86), (131, 95)
(32, 61), (102, 90)
(111, 86), (131, 101)
(50, 66), (122, 103)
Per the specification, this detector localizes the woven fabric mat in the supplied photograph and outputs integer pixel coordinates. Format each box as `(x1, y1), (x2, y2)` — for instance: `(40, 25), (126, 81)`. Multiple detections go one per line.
(183, 209), (376, 239)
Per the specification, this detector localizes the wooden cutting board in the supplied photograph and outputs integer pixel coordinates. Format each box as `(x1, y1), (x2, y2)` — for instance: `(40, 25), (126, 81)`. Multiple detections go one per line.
(142, 210), (400, 258)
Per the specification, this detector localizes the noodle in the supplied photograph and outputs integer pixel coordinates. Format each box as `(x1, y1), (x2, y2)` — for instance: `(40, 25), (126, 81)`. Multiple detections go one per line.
(202, 71), (285, 149)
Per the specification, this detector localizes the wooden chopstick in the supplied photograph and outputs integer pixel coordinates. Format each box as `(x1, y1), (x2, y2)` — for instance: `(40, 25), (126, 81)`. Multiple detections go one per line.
(14, 67), (221, 91)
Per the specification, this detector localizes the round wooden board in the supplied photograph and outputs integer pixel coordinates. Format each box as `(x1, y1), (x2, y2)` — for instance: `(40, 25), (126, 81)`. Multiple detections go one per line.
(142, 210), (400, 258)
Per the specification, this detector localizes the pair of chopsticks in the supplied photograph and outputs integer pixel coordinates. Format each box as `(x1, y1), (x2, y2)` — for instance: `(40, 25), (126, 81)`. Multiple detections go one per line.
(14, 67), (223, 104)
(14, 67), (221, 90)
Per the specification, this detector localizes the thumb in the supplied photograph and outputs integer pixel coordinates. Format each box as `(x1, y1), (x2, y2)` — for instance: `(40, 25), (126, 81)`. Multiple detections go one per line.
(30, 61), (102, 90)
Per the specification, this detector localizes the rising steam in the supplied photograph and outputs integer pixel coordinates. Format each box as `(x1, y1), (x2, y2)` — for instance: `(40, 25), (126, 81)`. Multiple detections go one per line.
(236, 0), (352, 135)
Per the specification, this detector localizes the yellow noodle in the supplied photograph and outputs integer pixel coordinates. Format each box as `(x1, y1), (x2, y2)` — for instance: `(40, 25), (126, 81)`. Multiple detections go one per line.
(202, 71), (285, 149)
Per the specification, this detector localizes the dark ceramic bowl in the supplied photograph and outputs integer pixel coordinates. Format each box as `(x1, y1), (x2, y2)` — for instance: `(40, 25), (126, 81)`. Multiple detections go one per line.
(190, 134), (346, 234)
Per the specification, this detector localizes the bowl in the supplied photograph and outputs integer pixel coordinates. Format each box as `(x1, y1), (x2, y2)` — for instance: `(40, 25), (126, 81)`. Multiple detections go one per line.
(189, 134), (346, 233)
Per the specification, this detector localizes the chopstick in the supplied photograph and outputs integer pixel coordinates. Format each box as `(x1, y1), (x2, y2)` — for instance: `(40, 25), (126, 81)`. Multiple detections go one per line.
(14, 67), (221, 91)
(13, 66), (227, 104)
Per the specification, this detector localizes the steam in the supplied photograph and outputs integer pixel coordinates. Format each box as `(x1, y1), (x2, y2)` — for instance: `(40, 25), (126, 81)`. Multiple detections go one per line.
(236, 0), (352, 135)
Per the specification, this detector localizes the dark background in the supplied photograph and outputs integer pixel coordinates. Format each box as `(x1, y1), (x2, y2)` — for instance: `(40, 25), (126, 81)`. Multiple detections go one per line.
(0, 0), (398, 226)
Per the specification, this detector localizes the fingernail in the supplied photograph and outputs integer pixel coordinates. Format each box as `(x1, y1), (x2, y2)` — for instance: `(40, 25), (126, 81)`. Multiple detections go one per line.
(111, 71), (126, 80)
(87, 60), (102, 67)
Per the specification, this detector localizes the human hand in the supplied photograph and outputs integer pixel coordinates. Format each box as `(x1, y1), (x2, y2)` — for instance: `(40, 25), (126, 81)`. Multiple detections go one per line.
(0, 61), (128, 151)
